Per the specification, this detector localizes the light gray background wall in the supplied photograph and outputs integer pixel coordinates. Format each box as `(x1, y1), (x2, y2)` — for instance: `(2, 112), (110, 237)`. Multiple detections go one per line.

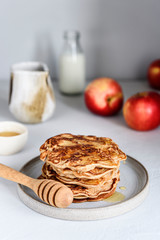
(0, 0), (160, 80)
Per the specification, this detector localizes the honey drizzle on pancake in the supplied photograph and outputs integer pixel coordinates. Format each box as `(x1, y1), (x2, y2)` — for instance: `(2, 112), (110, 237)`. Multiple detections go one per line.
(103, 191), (125, 202)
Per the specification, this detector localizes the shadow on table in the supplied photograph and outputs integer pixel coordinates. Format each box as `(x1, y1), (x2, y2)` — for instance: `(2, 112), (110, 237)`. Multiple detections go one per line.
(0, 96), (13, 120)
(0, 178), (18, 201)
(57, 93), (88, 113)
(58, 92), (127, 128)
(108, 112), (127, 129)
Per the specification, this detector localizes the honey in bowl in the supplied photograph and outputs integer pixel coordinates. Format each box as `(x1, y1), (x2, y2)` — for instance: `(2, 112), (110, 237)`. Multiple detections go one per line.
(0, 131), (20, 137)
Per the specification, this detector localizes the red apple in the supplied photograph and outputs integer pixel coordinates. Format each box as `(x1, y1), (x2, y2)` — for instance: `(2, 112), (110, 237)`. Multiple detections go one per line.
(123, 91), (160, 131)
(84, 78), (123, 116)
(148, 59), (160, 90)
(148, 91), (160, 111)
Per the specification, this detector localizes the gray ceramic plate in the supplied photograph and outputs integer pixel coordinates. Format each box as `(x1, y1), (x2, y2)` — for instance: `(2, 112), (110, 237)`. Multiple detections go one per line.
(17, 155), (149, 221)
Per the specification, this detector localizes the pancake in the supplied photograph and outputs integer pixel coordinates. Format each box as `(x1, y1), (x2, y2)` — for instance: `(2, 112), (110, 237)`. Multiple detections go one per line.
(42, 162), (119, 188)
(42, 162), (119, 180)
(40, 173), (119, 200)
(73, 186), (117, 203)
(40, 133), (126, 171)
(40, 133), (126, 202)
(55, 171), (119, 188)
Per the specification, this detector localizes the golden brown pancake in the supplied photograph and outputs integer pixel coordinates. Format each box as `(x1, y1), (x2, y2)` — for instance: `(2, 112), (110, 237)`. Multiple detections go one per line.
(40, 169), (119, 198)
(42, 161), (119, 180)
(73, 186), (117, 203)
(40, 133), (126, 170)
(42, 162), (119, 188)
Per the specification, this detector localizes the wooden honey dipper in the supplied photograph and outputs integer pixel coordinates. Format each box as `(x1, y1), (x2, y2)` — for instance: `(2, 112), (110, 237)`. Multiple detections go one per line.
(0, 163), (73, 208)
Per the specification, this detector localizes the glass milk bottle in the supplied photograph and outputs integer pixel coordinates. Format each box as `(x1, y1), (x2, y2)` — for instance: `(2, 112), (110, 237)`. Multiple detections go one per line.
(59, 31), (86, 94)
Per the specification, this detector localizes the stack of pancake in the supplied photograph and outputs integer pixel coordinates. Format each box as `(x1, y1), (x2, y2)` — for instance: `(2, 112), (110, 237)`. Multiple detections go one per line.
(40, 133), (126, 203)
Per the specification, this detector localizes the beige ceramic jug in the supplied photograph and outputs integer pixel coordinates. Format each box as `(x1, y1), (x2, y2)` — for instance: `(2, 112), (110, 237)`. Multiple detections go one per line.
(9, 62), (55, 123)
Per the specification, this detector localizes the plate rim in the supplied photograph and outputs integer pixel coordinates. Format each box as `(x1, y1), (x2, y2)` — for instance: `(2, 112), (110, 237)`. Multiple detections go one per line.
(17, 155), (149, 220)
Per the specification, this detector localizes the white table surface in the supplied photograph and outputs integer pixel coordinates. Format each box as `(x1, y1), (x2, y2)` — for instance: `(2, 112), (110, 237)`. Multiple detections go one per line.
(0, 80), (160, 240)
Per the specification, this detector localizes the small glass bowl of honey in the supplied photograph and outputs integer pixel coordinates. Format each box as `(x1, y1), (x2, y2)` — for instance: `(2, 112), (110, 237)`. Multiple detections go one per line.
(0, 121), (28, 155)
